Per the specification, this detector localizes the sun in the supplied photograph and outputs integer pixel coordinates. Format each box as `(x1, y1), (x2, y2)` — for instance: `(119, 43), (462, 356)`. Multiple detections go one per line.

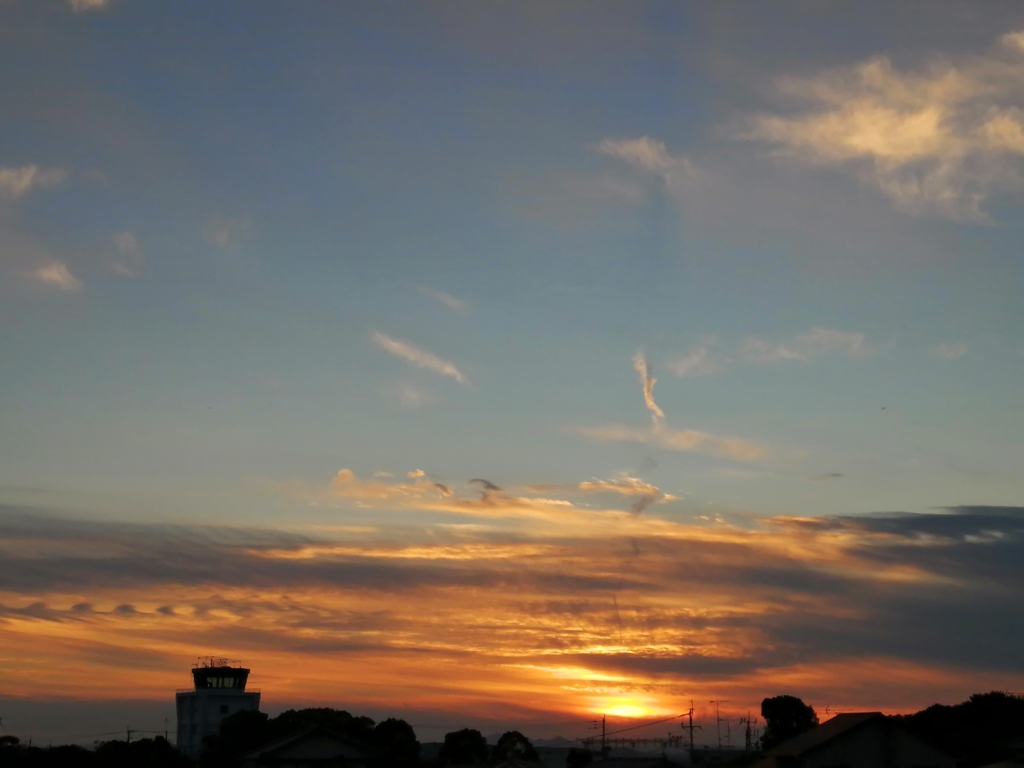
(603, 703), (650, 718)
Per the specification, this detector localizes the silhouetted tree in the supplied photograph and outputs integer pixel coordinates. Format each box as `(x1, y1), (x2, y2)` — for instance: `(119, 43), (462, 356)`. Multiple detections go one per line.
(438, 728), (488, 765)
(202, 707), (393, 766)
(0, 736), (192, 767)
(272, 707), (376, 744)
(760, 695), (818, 751)
(900, 690), (1024, 763)
(29, 744), (98, 767)
(372, 717), (421, 766)
(492, 730), (539, 762)
(566, 747), (593, 768)
(200, 709), (269, 767)
(94, 736), (191, 767)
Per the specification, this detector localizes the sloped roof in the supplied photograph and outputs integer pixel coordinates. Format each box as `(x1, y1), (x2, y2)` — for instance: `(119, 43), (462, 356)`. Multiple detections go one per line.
(243, 724), (373, 762)
(767, 712), (884, 757)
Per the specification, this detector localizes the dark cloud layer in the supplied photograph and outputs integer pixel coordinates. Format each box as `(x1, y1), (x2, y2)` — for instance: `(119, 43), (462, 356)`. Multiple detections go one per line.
(3, 504), (1024, 692)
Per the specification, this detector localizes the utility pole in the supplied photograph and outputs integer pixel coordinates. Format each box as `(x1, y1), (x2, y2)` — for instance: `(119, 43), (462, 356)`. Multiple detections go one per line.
(588, 715), (608, 757)
(709, 700), (730, 753)
(126, 727), (132, 744)
(682, 701), (702, 761)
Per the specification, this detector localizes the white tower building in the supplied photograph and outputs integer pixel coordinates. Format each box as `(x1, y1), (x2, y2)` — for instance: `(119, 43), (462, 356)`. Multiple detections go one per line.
(175, 657), (260, 759)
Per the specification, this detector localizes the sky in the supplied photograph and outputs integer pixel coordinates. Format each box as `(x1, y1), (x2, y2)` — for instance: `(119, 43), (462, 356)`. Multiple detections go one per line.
(3, 0), (1024, 748)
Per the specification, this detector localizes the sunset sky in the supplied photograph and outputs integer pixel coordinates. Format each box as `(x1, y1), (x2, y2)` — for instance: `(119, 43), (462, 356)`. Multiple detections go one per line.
(3, 0), (1024, 748)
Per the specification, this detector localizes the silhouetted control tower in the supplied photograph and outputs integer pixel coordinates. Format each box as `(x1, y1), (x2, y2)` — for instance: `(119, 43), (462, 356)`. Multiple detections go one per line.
(176, 657), (260, 758)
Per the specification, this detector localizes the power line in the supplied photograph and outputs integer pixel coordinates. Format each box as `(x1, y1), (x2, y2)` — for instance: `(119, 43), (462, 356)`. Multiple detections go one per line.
(28, 728), (168, 742)
(408, 717), (590, 728)
(578, 711), (689, 750)
(601, 712), (686, 738)
(55, 731), (123, 739)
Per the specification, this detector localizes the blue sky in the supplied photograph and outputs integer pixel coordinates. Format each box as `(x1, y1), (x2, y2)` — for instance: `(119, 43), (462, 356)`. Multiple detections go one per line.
(3, 0), (1024, 744)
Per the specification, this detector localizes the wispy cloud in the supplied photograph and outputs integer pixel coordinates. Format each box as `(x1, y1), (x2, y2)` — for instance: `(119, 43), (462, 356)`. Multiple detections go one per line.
(597, 137), (679, 173)
(595, 137), (702, 198)
(68, 0), (110, 11)
(0, 165), (68, 200)
(927, 341), (968, 360)
(578, 423), (767, 462)
(332, 468), (453, 503)
(668, 328), (869, 377)
(581, 352), (770, 462)
(371, 331), (469, 386)
(596, 136), (700, 179)
(797, 327), (869, 356)
(742, 328), (868, 365)
(580, 474), (673, 516)
(328, 469), (588, 522)
(810, 472), (844, 481)
(742, 338), (806, 364)
(667, 343), (721, 378)
(418, 285), (469, 314)
(384, 382), (433, 408)
(30, 261), (82, 291)
(530, 473), (674, 502)
(576, 474), (660, 498)
(632, 351), (664, 421)
(743, 30), (1024, 221)
(109, 231), (145, 277)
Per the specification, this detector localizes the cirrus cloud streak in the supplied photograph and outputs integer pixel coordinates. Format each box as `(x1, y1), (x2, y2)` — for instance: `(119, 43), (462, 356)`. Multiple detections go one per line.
(371, 330), (470, 386)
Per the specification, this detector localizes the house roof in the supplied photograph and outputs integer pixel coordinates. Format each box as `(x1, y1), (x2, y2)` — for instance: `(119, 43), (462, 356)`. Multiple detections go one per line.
(767, 712), (885, 757)
(242, 724), (374, 762)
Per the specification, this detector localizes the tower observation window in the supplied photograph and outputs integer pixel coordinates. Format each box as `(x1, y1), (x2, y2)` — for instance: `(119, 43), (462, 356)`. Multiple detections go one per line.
(205, 676), (240, 689)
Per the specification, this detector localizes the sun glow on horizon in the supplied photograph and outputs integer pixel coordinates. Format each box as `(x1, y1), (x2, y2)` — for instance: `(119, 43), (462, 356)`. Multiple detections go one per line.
(602, 702), (651, 718)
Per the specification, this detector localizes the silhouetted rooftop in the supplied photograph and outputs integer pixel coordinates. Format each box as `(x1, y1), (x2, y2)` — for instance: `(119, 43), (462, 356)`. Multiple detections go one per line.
(767, 712), (884, 757)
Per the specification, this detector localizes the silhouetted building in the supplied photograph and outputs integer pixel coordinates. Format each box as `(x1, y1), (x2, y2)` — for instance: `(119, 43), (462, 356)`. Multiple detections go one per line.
(176, 657), (260, 759)
(753, 712), (954, 768)
(241, 725), (373, 767)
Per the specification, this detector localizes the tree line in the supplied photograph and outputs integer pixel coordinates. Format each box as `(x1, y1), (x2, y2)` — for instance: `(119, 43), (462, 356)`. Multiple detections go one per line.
(2, 690), (1022, 766)
(749, 691), (1024, 767)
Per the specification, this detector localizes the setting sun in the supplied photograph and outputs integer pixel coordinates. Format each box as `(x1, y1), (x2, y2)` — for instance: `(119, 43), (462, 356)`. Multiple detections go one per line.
(603, 703), (651, 718)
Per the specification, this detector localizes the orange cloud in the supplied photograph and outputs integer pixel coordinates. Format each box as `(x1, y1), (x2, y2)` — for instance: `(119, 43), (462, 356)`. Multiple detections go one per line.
(2, 504), (1023, 742)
